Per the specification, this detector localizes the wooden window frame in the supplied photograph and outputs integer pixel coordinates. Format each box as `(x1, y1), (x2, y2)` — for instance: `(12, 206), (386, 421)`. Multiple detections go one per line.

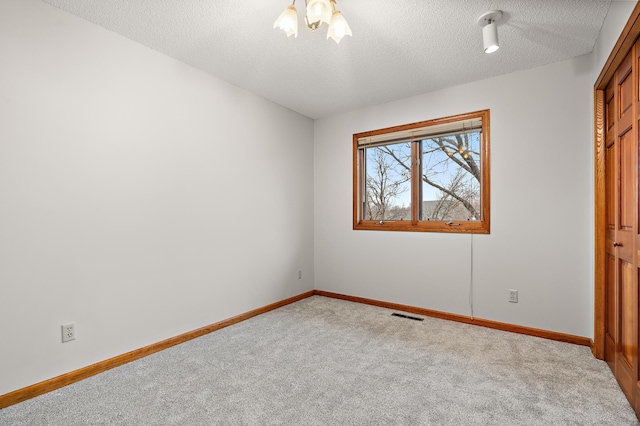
(353, 109), (490, 234)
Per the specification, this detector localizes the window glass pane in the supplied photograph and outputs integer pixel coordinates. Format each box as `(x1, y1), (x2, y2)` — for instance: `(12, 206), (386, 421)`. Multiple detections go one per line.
(420, 131), (481, 221)
(364, 142), (411, 221)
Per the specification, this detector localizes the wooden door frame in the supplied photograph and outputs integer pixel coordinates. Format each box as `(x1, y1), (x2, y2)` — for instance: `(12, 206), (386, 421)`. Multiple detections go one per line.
(594, 3), (640, 360)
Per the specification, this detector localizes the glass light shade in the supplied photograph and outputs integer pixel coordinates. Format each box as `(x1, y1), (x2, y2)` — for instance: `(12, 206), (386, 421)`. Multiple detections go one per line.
(327, 10), (352, 44)
(274, 5), (298, 38)
(306, 0), (333, 26)
(482, 21), (499, 53)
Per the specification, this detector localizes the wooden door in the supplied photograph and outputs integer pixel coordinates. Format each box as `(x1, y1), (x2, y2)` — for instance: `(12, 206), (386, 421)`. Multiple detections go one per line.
(604, 45), (639, 414)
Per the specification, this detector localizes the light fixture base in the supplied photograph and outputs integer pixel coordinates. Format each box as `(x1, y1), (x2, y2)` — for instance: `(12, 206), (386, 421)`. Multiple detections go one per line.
(477, 10), (502, 27)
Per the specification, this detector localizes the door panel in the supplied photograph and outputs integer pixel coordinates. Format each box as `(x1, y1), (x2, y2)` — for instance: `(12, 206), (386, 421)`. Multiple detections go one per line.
(606, 143), (615, 229)
(621, 70), (633, 123)
(619, 52), (633, 131)
(606, 253), (616, 340)
(606, 85), (615, 134)
(620, 260), (636, 368)
(620, 130), (635, 230)
(605, 252), (617, 373)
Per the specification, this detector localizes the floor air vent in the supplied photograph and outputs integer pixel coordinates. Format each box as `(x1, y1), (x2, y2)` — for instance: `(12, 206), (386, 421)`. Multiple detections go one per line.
(391, 313), (424, 321)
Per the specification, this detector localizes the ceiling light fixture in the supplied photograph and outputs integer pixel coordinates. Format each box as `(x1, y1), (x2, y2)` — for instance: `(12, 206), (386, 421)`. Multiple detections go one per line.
(274, 0), (352, 44)
(477, 10), (502, 54)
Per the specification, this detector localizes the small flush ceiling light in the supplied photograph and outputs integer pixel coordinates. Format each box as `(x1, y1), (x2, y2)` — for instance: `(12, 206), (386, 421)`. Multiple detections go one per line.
(477, 10), (502, 54)
(274, 0), (352, 43)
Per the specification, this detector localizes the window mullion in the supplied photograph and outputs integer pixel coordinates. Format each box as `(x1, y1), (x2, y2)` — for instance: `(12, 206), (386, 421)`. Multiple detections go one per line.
(360, 149), (367, 221)
(411, 141), (420, 225)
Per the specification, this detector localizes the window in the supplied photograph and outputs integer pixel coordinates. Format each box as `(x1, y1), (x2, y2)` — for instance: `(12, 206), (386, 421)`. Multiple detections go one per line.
(353, 109), (490, 233)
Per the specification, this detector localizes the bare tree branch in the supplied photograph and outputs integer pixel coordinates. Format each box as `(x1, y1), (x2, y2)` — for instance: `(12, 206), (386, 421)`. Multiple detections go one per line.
(366, 131), (482, 221)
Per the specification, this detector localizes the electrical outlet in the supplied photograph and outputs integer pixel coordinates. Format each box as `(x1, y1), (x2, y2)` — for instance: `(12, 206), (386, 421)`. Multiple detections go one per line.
(509, 289), (518, 303)
(297, 269), (302, 280)
(61, 322), (76, 343)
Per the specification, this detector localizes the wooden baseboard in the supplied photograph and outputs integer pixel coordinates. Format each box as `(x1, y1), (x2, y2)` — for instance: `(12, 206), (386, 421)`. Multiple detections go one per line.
(313, 290), (593, 347)
(0, 290), (315, 410)
(1, 289), (593, 410)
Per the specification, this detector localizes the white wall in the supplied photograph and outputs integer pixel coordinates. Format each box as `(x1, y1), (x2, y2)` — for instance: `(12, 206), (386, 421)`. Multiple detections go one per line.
(0, 0), (314, 395)
(314, 55), (595, 338)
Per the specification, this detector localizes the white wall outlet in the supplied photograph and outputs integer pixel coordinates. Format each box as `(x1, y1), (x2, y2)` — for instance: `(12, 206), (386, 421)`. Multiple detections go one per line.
(61, 322), (76, 343)
(509, 289), (518, 303)
(297, 269), (302, 279)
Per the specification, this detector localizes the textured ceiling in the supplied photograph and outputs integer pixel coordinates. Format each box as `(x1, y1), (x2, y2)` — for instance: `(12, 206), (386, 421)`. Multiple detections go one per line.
(41, 0), (613, 119)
